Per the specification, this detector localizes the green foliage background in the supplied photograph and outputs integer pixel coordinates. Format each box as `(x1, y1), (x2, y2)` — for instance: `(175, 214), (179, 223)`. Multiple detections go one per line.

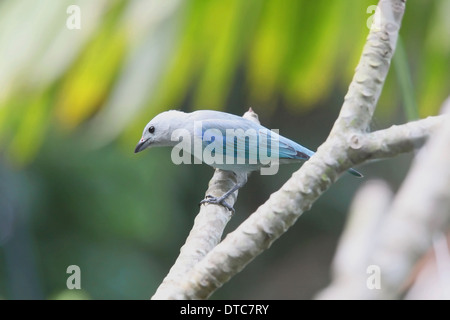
(0, 0), (448, 299)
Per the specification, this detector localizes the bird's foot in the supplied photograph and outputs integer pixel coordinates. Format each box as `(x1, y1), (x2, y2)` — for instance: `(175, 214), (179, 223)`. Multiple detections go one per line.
(199, 195), (235, 213)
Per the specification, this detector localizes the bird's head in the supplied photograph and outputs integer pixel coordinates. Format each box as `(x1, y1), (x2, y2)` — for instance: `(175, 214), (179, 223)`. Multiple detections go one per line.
(134, 110), (184, 153)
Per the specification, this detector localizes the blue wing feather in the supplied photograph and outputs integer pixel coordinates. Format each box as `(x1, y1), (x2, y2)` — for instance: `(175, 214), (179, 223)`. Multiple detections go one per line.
(193, 118), (315, 164)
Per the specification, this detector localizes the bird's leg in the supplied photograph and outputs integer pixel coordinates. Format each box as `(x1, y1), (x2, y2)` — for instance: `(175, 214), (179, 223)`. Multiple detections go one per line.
(199, 174), (247, 212)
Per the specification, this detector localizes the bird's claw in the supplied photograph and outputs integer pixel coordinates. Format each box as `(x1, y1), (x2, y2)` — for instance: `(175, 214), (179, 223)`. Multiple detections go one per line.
(199, 195), (235, 213)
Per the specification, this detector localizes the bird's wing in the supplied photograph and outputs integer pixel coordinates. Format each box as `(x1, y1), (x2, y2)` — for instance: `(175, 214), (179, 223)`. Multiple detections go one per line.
(193, 119), (259, 163)
(193, 119), (311, 163)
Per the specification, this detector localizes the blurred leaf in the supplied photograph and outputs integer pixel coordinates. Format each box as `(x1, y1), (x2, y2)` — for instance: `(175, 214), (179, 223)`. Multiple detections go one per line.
(340, 0), (376, 82)
(194, 0), (261, 109)
(418, 0), (450, 117)
(147, 0), (209, 111)
(284, 0), (344, 109)
(84, 0), (181, 146)
(393, 37), (418, 121)
(28, 0), (112, 89)
(0, 0), (69, 103)
(55, 2), (127, 130)
(7, 91), (51, 166)
(247, 0), (293, 108)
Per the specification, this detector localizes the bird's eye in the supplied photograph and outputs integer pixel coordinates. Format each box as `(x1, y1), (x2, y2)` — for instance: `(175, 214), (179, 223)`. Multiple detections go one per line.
(148, 126), (155, 134)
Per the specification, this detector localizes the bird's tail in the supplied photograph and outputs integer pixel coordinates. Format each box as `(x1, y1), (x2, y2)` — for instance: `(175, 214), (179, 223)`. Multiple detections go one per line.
(347, 168), (363, 178)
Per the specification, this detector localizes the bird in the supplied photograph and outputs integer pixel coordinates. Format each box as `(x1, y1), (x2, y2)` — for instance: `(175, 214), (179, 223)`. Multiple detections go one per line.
(134, 109), (362, 211)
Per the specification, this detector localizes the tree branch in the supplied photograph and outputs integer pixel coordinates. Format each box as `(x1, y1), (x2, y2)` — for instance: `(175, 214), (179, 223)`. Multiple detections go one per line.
(349, 115), (446, 161)
(331, 0), (406, 133)
(317, 98), (450, 299)
(366, 103), (450, 299)
(315, 180), (393, 299)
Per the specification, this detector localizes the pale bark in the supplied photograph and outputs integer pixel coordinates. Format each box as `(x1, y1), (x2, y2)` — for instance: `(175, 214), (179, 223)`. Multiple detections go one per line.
(318, 99), (450, 299)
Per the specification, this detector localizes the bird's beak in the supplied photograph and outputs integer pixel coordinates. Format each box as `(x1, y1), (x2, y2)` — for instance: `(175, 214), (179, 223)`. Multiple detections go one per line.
(134, 138), (150, 153)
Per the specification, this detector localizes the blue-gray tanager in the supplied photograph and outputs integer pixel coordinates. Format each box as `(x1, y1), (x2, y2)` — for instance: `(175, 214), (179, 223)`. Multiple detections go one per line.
(135, 110), (362, 211)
